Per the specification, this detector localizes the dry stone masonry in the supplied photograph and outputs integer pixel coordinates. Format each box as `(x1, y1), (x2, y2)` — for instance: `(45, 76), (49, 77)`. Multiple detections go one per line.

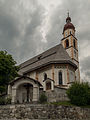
(0, 104), (90, 120)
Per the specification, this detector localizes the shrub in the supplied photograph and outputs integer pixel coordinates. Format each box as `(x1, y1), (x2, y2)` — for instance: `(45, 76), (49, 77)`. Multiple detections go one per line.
(0, 97), (6, 105)
(66, 82), (90, 106)
(0, 97), (11, 105)
(6, 97), (12, 104)
(39, 93), (47, 103)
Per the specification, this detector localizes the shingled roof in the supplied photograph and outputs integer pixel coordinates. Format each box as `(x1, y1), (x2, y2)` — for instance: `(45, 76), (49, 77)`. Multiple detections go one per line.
(19, 44), (77, 74)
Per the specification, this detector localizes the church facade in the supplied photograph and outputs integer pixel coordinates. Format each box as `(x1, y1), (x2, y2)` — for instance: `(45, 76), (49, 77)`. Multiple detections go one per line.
(8, 14), (80, 103)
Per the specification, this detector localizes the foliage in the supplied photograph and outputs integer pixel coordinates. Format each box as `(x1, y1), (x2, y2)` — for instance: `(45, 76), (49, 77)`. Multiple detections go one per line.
(0, 51), (19, 94)
(0, 96), (11, 105)
(0, 86), (6, 93)
(0, 97), (6, 105)
(66, 82), (90, 106)
(39, 93), (47, 103)
(5, 97), (12, 104)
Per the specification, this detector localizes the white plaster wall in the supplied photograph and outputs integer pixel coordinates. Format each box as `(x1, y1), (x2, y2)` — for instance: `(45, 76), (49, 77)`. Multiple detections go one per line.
(29, 71), (36, 79)
(38, 68), (52, 86)
(29, 66), (68, 86)
(69, 69), (75, 83)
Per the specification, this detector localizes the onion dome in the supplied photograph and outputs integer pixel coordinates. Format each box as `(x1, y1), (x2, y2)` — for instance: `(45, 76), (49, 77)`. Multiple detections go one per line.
(63, 13), (75, 33)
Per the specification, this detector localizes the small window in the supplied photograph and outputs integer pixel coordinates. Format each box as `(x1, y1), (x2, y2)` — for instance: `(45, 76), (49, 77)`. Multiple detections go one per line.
(59, 71), (62, 85)
(70, 31), (71, 34)
(46, 82), (51, 90)
(44, 73), (47, 80)
(65, 39), (69, 48)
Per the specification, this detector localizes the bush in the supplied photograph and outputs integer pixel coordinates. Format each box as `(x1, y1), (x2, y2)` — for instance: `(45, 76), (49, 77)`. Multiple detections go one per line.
(0, 97), (11, 105)
(0, 86), (6, 94)
(39, 93), (47, 103)
(66, 82), (90, 106)
(5, 97), (12, 104)
(0, 97), (6, 105)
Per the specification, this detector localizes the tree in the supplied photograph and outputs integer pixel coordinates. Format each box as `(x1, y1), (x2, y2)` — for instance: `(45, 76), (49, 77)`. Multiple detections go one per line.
(66, 82), (90, 106)
(0, 51), (19, 94)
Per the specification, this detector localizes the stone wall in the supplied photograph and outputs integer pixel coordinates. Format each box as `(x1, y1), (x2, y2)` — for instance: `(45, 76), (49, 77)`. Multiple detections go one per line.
(45, 87), (69, 102)
(0, 104), (90, 120)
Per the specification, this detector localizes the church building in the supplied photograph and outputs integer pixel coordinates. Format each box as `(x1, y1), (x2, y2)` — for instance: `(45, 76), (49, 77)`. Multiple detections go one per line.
(8, 14), (80, 103)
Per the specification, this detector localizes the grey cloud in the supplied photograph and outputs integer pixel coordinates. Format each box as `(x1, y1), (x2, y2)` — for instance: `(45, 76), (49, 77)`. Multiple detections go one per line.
(0, 0), (46, 64)
(80, 56), (90, 81)
(80, 56), (90, 72)
(16, 5), (46, 63)
(0, 13), (20, 50)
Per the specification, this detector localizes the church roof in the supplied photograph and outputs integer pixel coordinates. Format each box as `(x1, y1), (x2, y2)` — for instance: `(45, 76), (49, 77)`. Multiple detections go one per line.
(19, 44), (77, 74)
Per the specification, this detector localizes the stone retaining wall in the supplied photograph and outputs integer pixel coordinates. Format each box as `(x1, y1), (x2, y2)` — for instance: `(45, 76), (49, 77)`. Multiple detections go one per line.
(45, 87), (69, 102)
(0, 104), (90, 120)
(40, 87), (69, 102)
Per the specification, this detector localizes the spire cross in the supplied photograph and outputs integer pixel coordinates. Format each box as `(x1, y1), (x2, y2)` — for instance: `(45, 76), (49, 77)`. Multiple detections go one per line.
(67, 10), (69, 17)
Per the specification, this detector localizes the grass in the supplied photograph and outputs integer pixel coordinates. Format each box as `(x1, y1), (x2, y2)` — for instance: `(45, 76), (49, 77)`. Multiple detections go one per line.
(50, 101), (90, 108)
(50, 101), (75, 106)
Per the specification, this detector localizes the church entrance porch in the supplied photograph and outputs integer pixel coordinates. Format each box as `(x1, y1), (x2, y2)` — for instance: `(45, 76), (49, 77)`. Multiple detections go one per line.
(8, 76), (42, 104)
(16, 83), (33, 103)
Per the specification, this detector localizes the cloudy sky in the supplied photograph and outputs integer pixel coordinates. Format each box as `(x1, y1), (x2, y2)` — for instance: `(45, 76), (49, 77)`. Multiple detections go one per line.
(0, 0), (90, 82)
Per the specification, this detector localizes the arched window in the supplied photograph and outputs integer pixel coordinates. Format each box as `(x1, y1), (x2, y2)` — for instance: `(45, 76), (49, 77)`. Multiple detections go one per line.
(66, 39), (69, 48)
(44, 73), (47, 80)
(73, 39), (76, 48)
(59, 71), (62, 85)
(46, 82), (51, 90)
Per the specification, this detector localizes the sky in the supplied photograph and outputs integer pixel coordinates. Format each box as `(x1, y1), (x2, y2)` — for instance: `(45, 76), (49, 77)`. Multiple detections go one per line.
(0, 0), (90, 82)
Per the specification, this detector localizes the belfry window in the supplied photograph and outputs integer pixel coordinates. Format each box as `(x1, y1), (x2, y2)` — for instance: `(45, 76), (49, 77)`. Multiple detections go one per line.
(66, 39), (69, 48)
(59, 71), (62, 85)
(44, 73), (47, 80)
(73, 39), (76, 48)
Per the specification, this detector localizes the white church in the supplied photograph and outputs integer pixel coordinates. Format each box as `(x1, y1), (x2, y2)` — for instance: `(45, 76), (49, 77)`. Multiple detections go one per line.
(8, 14), (80, 103)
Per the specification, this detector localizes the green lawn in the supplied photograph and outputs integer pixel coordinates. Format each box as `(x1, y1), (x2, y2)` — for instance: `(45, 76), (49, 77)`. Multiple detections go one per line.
(50, 101), (90, 108)
(50, 101), (74, 106)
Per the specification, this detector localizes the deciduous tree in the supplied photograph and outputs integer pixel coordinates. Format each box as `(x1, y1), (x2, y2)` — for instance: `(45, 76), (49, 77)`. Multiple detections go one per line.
(0, 51), (19, 94)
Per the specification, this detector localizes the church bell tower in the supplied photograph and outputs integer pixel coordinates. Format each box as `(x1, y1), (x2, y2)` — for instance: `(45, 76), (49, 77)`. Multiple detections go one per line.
(61, 13), (80, 81)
